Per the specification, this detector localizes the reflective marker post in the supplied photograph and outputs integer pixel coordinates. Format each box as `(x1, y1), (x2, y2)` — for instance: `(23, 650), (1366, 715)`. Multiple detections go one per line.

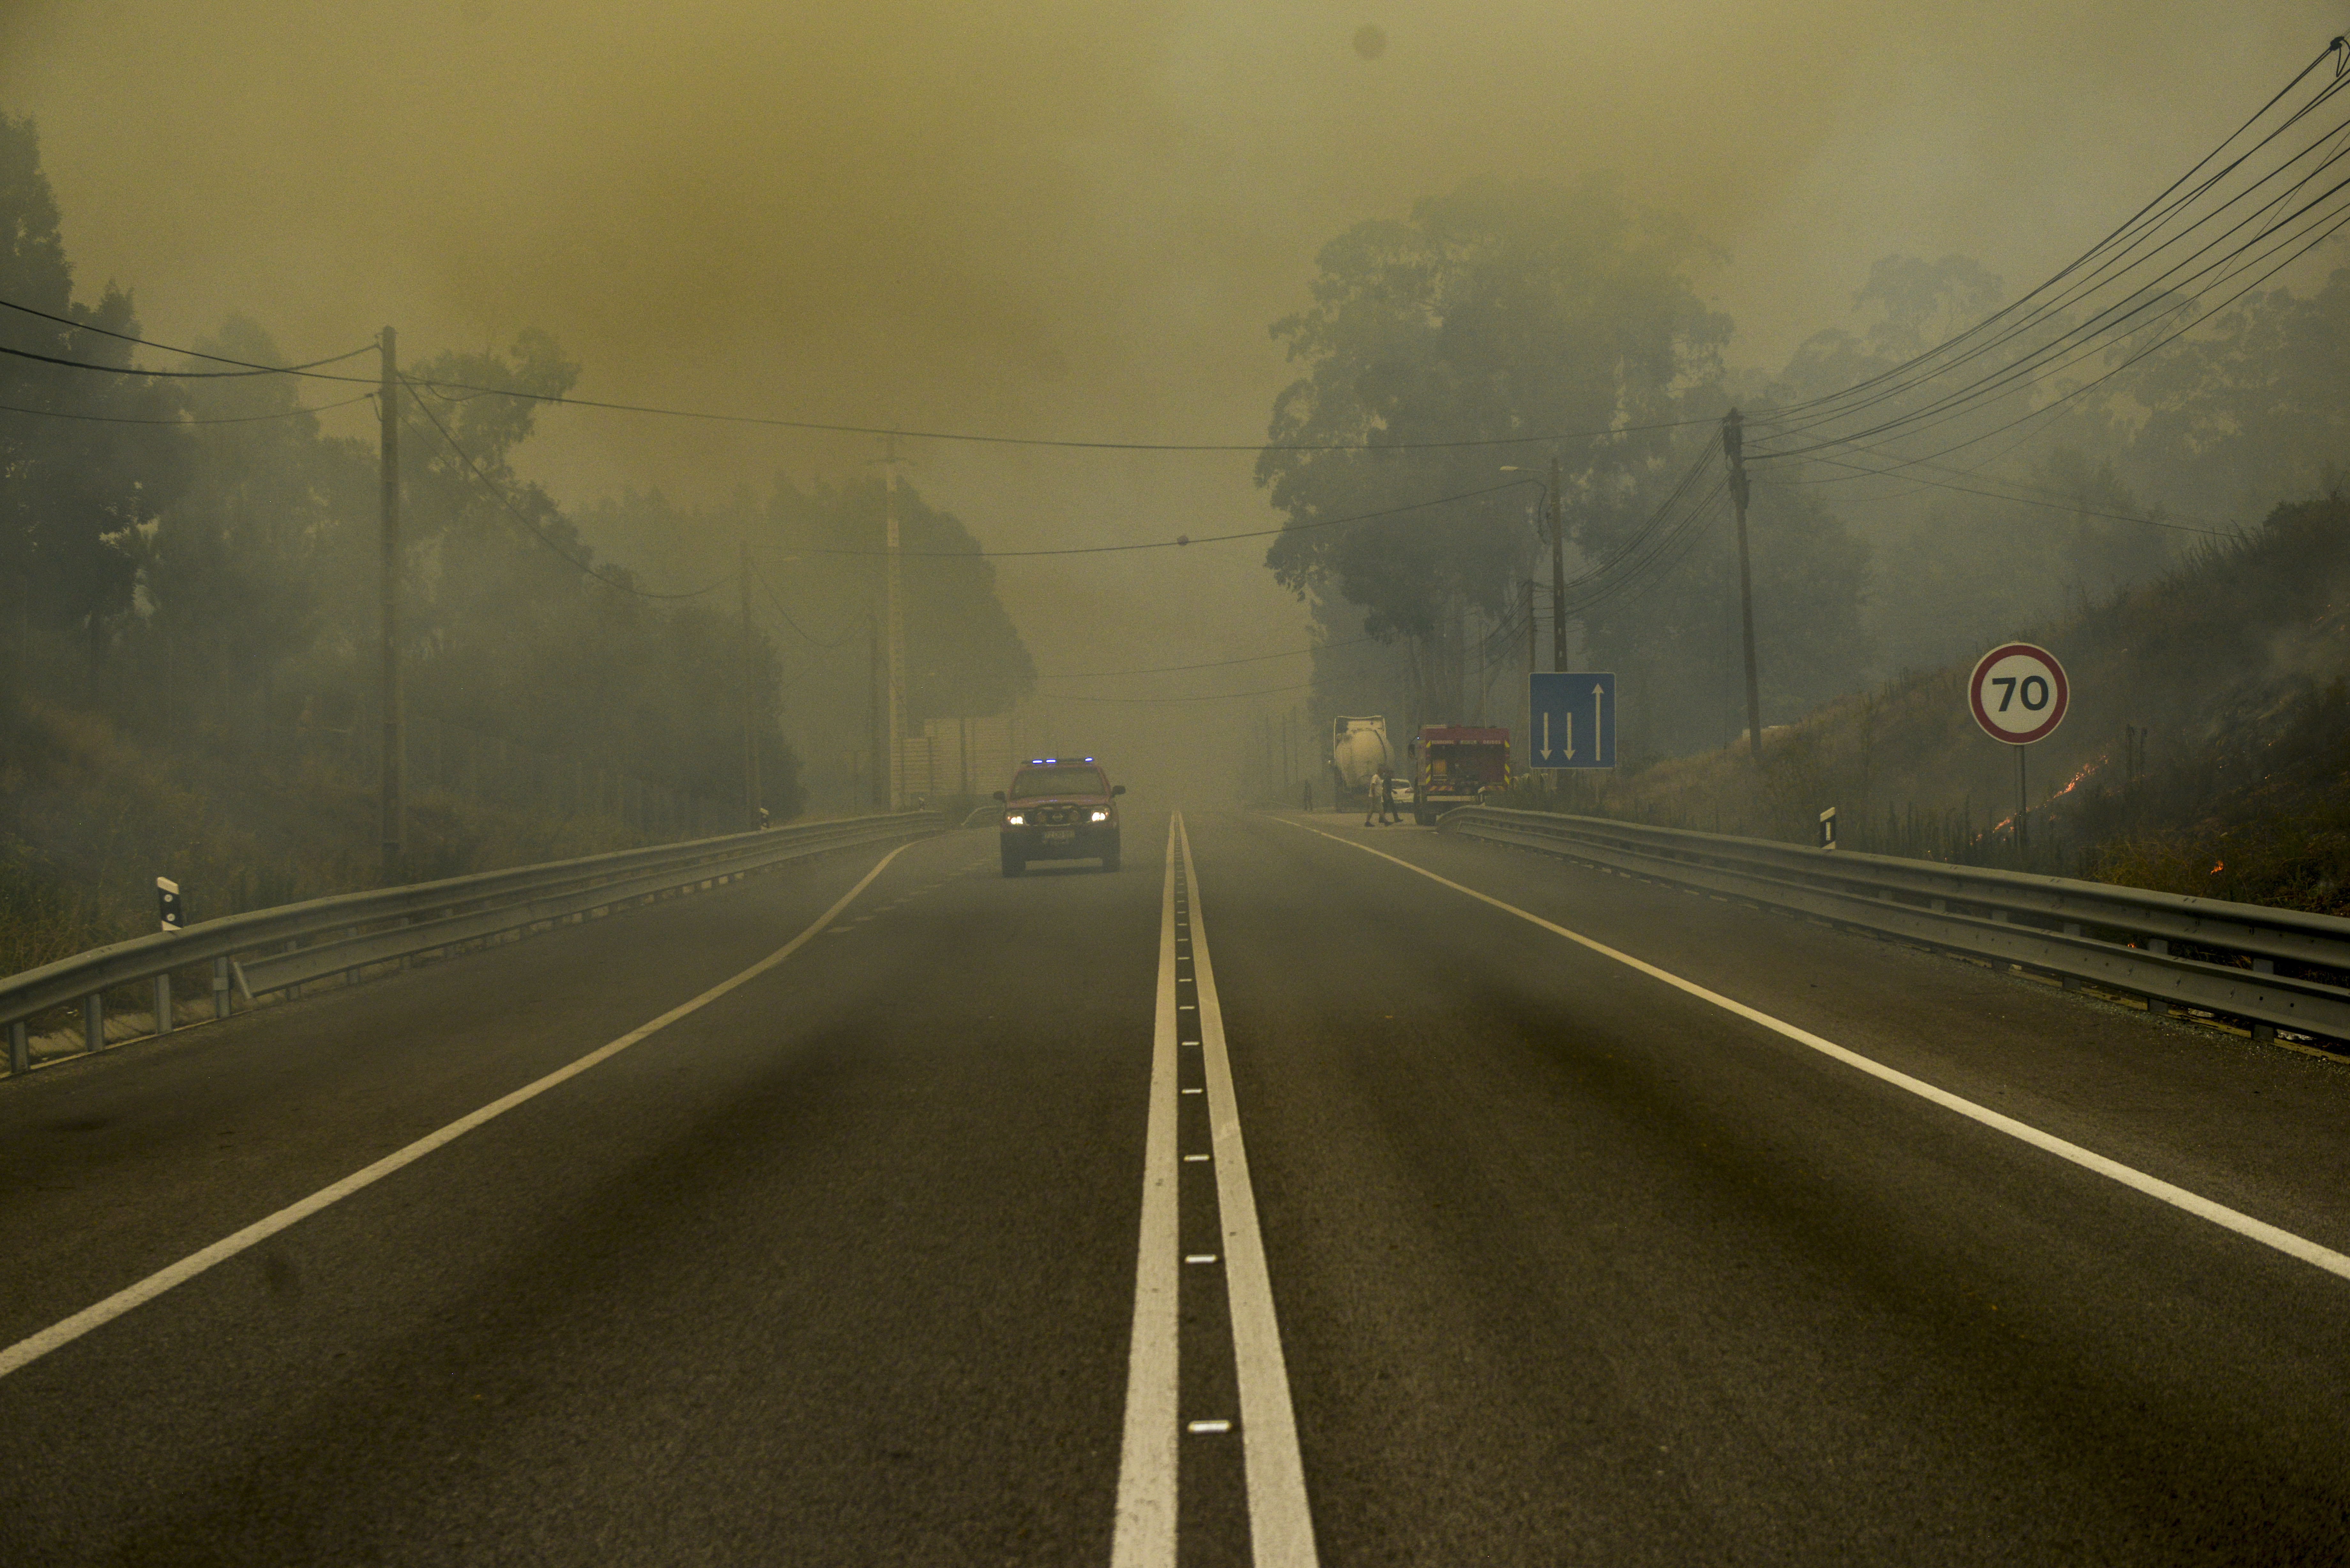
(155, 877), (183, 1037)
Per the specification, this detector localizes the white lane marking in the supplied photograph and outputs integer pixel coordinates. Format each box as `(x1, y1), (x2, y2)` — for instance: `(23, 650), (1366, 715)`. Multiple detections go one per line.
(1281, 819), (2350, 1286)
(1110, 817), (1183, 1568)
(0, 841), (921, 1382)
(1181, 817), (1321, 1567)
(1188, 1420), (1234, 1434)
(1186, 1254), (1219, 1264)
(1182, 1088), (1203, 1096)
(1184, 1154), (1212, 1163)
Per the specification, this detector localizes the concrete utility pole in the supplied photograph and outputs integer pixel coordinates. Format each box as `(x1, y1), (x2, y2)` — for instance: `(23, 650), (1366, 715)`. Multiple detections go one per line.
(1547, 456), (1567, 672)
(880, 443), (907, 810)
(868, 612), (886, 809)
(739, 539), (758, 823)
(1525, 577), (1538, 751)
(1724, 408), (1763, 763)
(378, 328), (406, 864)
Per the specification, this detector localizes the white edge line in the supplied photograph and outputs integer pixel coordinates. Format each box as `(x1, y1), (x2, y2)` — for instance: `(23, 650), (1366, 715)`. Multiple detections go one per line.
(1109, 814), (1182, 1568)
(0, 841), (922, 1381)
(1278, 818), (2350, 1285)
(1183, 818), (1321, 1568)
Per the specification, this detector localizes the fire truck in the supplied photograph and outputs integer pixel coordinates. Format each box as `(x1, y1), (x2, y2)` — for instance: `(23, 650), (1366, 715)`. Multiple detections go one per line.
(1406, 726), (1510, 825)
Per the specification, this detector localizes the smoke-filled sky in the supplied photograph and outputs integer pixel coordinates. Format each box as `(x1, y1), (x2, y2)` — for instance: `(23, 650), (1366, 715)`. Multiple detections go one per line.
(2, 2), (2339, 798)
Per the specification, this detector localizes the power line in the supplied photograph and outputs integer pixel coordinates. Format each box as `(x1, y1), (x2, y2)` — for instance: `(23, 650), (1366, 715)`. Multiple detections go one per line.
(392, 378), (1715, 455)
(0, 340), (366, 381)
(1036, 635), (1383, 680)
(750, 562), (863, 648)
(1042, 677), (1321, 704)
(1780, 441), (2240, 536)
(399, 387), (732, 601)
(0, 293), (1723, 454)
(1746, 41), (2350, 439)
(759, 477), (1545, 559)
(0, 295), (380, 375)
(1760, 143), (2350, 461)
(0, 390), (374, 426)
(1746, 57), (2350, 466)
(1759, 187), (2350, 481)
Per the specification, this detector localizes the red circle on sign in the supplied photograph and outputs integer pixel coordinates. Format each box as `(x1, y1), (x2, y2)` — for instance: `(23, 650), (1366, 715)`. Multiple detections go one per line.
(1968, 642), (2069, 745)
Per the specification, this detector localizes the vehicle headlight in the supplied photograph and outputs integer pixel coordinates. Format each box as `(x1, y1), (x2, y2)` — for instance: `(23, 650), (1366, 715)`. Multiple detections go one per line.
(1090, 810), (1109, 822)
(1005, 813), (1025, 825)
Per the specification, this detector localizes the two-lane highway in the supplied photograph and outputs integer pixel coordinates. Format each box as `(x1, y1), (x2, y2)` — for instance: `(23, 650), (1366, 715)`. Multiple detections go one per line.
(6, 809), (2350, 1564)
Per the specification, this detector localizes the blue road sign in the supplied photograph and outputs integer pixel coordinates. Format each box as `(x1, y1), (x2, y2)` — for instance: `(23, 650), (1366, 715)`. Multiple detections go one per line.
(1528, 672), (1616, 769)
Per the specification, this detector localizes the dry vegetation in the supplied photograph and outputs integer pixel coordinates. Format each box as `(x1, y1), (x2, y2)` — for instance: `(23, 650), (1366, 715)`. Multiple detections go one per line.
(0, 705), (648, 978)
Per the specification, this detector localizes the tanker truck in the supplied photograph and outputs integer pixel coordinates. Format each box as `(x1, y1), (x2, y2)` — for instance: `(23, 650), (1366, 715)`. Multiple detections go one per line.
(1329, 716), (1392, 806)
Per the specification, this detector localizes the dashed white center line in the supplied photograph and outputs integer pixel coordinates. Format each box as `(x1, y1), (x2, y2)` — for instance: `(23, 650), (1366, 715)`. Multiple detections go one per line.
(1180, 818), (1319, 1565)
(1110, 821), (1183, 1565)
(1112, 812), (1319, 1568)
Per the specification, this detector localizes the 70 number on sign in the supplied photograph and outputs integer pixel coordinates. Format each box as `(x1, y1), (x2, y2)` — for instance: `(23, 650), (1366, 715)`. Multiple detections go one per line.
(1968, 642), (2069, 746)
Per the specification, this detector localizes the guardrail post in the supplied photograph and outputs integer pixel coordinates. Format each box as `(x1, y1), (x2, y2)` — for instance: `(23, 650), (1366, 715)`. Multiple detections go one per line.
(2251, 957), (2277, 1041)
(8, 1020), (26, 1076)
(2060, 924), (2083, 990)
(85, 993), (102, 1052)
(213, 958), (231, 1020)
(154, 973), (173, 1037)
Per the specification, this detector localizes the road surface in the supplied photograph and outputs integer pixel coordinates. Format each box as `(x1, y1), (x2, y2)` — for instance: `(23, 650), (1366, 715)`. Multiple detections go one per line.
(5, 809), (2348, 1565)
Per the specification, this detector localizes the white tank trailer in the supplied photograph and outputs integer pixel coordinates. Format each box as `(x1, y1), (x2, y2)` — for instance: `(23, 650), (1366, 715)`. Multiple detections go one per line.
(1329, 715), (1392, 802)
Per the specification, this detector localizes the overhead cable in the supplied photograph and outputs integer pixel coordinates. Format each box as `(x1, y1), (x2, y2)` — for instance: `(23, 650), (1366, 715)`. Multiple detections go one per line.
(1745, 39), (2350, 438)
(0, 296), (380, 374)
(1742, 48), (2350, 469)
(1037, 635), (1383, 680)
(399, 387), (732, 601)
(0, 390), (375, 426)
(751, 564), (864, 648)
(762, 477), (1544, 559)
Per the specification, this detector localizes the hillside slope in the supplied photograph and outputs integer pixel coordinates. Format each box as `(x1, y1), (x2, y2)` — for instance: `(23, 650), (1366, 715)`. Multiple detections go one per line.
(0, 706), (652, 977)
(1507, 491), (2350, 914)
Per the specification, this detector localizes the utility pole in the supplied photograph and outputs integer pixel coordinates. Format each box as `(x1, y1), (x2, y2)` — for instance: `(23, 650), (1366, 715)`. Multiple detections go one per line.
(739, 539), (757, 824)
(1526, 577), (1537, 757)
(378, 327), (406, 866)
(1548, 456), (1567, 672)
(880, 442), (907, 810)
(868, 611), (887, 810)
(1725, 408), (1763, 763)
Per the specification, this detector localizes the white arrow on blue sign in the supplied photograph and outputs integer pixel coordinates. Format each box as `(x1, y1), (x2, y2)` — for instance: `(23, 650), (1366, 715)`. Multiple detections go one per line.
(1529, 672), (1615, 769)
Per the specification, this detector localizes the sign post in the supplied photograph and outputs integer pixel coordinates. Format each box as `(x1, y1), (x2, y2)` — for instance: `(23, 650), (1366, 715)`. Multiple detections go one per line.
(1528, 672), (1615, 770)
(1967, 642), (2070, 860)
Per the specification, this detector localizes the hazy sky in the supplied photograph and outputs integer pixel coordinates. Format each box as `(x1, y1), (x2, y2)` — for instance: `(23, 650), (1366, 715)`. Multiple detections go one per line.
(3, 2), (2339, 796)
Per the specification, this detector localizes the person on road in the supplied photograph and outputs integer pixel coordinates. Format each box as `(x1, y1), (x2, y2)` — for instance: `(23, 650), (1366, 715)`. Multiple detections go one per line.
(1365, 765), (1398, 827)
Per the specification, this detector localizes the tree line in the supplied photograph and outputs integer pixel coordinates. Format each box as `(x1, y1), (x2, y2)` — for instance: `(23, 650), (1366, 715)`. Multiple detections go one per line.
(1258, 175), (2350, 760)
(0, 109), (1032, 830)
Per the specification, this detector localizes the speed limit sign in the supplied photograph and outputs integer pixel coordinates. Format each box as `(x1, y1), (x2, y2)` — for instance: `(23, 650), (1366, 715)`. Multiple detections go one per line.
(1969, 642), (2069, 745)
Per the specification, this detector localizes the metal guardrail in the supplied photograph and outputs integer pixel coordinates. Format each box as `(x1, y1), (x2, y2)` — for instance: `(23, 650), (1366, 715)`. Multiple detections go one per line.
(2, 811), (943, 1078)
(1441, 806), (2350, 1045)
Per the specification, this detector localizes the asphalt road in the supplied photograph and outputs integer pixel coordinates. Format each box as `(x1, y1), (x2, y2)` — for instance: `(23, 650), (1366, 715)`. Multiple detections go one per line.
(6, 809), (2350, 1565)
